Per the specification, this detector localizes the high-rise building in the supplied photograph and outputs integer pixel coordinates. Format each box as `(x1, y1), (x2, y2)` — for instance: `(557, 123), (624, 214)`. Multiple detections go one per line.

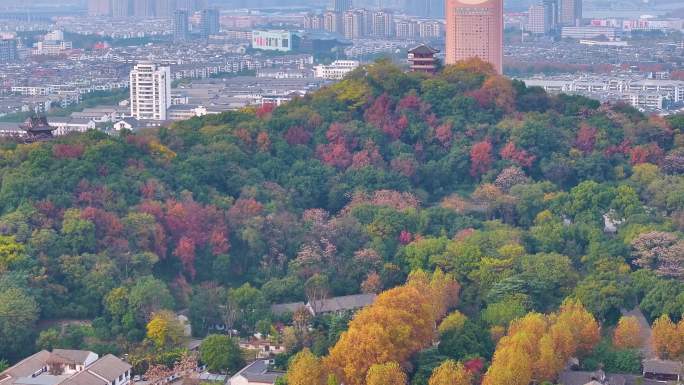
(543, 0), (559, 31)
(0, 38), (18, 62)
(133, 0), (155, 18)
(372, 10), (394, 37)
(200, 8), (220, 38)
(343, 10), (366, 39)
(559, 0), (581, 26)
(173, 9), (190, 42)
(333, 0), (352, 12)
(324, 11), (342, 34)
(527, 4), (547, 34)
(130, 62), (172, 121)
(418, 20), (443, 39)
(111, 0), (131, 17)
(445, 0), (503, 73)
(395, 20), (418, 38)
(88, 0), (111, 16)
(154, 0), (177, 18)
(304, 13), (325, 31)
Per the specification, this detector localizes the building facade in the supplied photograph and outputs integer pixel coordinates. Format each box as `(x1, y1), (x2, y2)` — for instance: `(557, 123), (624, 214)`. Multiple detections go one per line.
(313, 60), (360, 80)
(445, 0), (503, 73)
(130, 62), (172, 121)
(0, 38), (17, 62)
(173, 9), (190, 42)
(88, 0), (111, 16)
(559, 0), (581, 26)
(333, 0), (352, 12)
(201, 8), (220, 38)
(252, 30), (295, 52)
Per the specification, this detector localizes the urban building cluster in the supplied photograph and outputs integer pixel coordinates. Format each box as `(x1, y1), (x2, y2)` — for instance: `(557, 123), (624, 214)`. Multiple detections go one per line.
(87, 0), (207, 18)
(303, 6), (444, 41)
(522, 73), (684, 112)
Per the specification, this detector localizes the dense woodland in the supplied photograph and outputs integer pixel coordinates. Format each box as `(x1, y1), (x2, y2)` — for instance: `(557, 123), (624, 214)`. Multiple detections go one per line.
(1, 59), (684, 384)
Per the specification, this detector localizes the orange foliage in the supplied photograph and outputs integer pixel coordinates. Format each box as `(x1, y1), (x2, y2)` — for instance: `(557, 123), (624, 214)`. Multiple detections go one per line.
(324, 270), (459, 385)
(652, 315), (684, 359)
(613, 316), (643, 350)
(482, 300), (599, 385)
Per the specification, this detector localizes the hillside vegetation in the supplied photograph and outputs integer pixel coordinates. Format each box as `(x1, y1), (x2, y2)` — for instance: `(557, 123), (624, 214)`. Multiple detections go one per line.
(1, 59), (683, 382)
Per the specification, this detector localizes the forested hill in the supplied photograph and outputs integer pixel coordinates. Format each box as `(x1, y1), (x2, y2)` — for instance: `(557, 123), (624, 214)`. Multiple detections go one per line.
(0, 59), (683, 375)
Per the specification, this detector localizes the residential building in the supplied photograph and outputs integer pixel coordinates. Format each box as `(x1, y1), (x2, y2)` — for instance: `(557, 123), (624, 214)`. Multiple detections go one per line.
(372, 10), (394, 38)
(395, 19), (418, 39)
(559, 0), (581, 26)
(324, 11), (342, 34)
(445, 0), (503, 73)
(174, 10), (190, 42)
(154, 0), (176, 17)
(313, 60), (359, 79)
(0, 350), (131, 385)
(343, 10), (366, 39)
(304, 13), (324, 31)
(133, 0), (155, 18)
(129, 62), (172, 121)
(88, 0), (111, 16)
(271, 293), (376, 317)
(111, 0), (131, 17)
(643, 359), (683, 382)
(228, 360), (284, 385)
(418, 20), (444, 39)
(252, 30), (296, 52)
(557, 370), (627, 385)
(333, 0), (352, 12)
(561, 26), (620, 40)
(200, 8), (220, 39)
(527, 4), (548, 34)
(408, 44), (440, 74)
(0, 38), (17, 62)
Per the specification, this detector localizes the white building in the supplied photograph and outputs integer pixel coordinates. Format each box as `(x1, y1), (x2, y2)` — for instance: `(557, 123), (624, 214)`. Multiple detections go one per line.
(0, 350), (131, 385)
(252, 30), (295, 52)
(313, 60), (360, 80)
(228, 360), (283, 385)
(130, 62), (172, 121)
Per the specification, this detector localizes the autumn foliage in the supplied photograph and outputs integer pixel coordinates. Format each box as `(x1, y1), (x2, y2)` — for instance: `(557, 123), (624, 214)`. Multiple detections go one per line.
(652, 315), (684, 359)
(322, 270), (460, 385)
(613, 315), (644, 350)
(482, 299), (599, 385)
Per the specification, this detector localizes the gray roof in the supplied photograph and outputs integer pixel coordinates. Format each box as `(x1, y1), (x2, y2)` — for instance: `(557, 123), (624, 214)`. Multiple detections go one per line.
(230, 360), (283, 385)
(60, 371), (106, 385)
(50, 350), (91, 365)
(643, 359), (683, 375)
(558, 371), (626, 385)
(270, 302), (305, 316)
(85, 355), (131, 381)
(314, 294), (376, 314)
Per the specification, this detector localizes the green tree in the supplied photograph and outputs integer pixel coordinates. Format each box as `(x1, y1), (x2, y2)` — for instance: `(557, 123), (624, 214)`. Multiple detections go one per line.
(0, 288), (39, 360)
(199, 334), (245, 374)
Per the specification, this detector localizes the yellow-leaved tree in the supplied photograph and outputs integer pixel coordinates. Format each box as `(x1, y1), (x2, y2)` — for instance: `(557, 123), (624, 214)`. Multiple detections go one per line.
(482, 300), (600, 385)
(365, 362), (407, 385)
(652, 315), (684, 359)
(146, 310), (184, 349)
(428, 360), (472, 385)
(286, 349), (327, 385)
(324, 269), (459, 385)
(613, 315), (643, 350)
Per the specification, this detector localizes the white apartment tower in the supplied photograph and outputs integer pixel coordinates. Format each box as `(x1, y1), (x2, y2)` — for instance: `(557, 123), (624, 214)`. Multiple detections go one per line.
(130, 62), (171, 121)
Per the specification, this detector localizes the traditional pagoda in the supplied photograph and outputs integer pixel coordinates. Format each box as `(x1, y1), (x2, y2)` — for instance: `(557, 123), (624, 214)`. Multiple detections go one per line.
(408, 45), (441, 74)
(19, 116), (55, 142)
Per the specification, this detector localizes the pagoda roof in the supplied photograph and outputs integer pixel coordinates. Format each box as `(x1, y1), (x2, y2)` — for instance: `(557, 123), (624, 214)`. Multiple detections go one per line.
(408, 44), (440, 54)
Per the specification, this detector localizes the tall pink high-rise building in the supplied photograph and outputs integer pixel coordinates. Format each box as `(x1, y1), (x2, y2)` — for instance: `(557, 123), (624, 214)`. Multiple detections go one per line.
(445, 0), (503, 74)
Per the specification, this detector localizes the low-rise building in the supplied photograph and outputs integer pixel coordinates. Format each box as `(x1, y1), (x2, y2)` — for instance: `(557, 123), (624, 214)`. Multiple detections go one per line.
(0, 350), (131, 385)
(227, 360), (284, 385)
(313, 60), (359, 80)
